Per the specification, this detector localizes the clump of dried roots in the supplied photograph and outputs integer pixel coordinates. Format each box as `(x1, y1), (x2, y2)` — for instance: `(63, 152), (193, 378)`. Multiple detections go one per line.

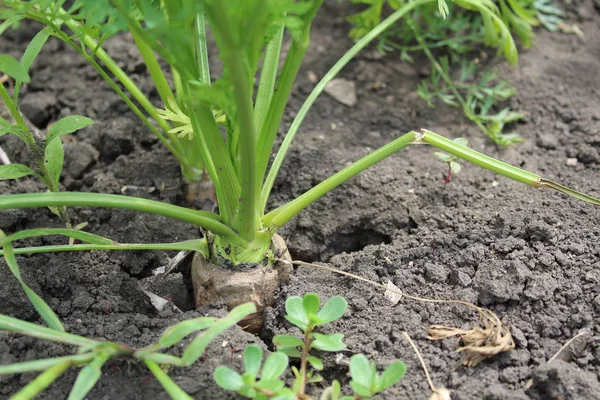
(428, 308), (515, 367)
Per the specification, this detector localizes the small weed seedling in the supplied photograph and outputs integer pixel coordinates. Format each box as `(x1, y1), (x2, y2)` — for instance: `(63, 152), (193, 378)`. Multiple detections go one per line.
(348, 0), (564, 145)
(434, 137), (468, 184)
(0, 31), (93, 223)
(215, 293), (406, 399)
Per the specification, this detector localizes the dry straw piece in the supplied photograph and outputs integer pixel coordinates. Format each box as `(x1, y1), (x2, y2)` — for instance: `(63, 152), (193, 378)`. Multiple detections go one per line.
(403, 332), (452, 400)
(428, 309), (515, 367)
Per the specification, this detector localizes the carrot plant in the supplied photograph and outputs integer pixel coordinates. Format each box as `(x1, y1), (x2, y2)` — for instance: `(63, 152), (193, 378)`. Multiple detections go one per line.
(0, 0), (599, 370)
(348, 0), (565, 145)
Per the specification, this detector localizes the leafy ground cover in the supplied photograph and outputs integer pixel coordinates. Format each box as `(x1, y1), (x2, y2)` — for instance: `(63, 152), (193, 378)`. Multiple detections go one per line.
(0, 0), (599, 398)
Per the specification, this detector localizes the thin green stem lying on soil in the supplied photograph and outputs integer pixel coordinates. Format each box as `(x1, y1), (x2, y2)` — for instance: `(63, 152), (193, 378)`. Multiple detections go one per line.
(420, 129), (540, 185)
(0, 192), (245, 243)
(2, 241), (207, 256)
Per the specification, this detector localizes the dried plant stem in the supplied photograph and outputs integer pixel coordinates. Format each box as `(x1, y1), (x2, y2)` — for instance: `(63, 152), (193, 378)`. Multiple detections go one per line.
(280, 259), (482, 312)
(547, 330), (591, 363)
(403, 332), (436, 391)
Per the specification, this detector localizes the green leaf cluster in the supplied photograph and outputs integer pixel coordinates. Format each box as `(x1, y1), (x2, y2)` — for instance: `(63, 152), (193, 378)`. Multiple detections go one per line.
(348, 0), (563, 146)
(214, 345), (294, 399)
(215, 294), (407, 399)
(346, 354), (406, 399)
(0, 29), (93, 222)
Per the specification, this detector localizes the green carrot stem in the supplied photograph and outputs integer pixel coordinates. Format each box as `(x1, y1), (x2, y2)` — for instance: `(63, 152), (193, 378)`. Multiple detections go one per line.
(0, 192), (245, 244)
(420, 129), (540, 185)
(129, 26), (174, 107)
(264, 132), (417, 227)
(194, 13), (211, 85)
(3, 241), (207, 256)
(254, 22), (284, 134)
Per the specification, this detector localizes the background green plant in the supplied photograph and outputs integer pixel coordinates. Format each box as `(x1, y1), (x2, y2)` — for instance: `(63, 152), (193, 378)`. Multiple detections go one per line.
(0, 30), (93, 223)
(215, 293), (406, 399)
(348, 0), (564, 146)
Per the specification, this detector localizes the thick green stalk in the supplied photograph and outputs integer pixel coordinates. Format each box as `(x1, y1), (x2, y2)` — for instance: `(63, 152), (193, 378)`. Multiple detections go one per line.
(186, 100), (241, 223)
(255, 41), (309, 191)
(194, 13), (211, 85)
(230, 57), (260, 241)
(255, 0), (323, 187)
(254, 23), (284, 134)
(420, 130), (539, 185)
(129, 27), (175, 107)
(264, 132), (417, 227)
(206, 2), (260, 241)
(0, 192), (245, 244)
(260, 0), (436, 211)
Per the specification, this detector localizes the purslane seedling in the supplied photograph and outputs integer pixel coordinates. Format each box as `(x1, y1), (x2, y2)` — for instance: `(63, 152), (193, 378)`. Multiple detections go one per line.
(215, 293), (406, 399)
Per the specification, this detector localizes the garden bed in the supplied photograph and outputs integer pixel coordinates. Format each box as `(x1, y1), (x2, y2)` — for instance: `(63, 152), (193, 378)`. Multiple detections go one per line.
(1, 0), (599, 398)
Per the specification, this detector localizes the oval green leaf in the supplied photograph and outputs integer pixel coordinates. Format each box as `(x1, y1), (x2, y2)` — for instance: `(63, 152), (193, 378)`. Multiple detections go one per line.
(44, 135), (64, 188)
(46, 115), (94, 145)
(310, 333), (346, 352)
(272, 334), (304, 349)
(307, 355), (324, 371)
(261, 352), (288, 381)
(243, 344), (263, 377)
(302, 293), (320, 317)
(284, 296), (308, 330)
(315, 296), (347, 325)
(377, 360), (406, 392)
(349, 354), (373, 389)
(0, 164), (35, 181)
(214, 366), (244, 391)
(0, 54), (30, 82)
